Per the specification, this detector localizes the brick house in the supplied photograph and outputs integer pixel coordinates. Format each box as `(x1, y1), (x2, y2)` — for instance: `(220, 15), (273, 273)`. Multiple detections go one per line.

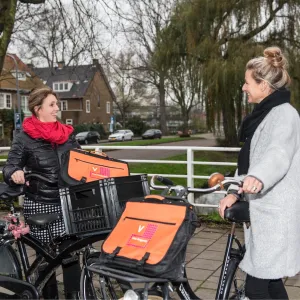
(0, 54), (46, 114)
(33, 59), (115, 129)
(0, 54), (46, 138)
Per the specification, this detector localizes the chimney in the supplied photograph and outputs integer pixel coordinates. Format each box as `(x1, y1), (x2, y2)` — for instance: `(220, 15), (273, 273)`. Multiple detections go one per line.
(57, 61), (65, 69)
(27, 63), (34, 69)
(92, 58), (98, 66)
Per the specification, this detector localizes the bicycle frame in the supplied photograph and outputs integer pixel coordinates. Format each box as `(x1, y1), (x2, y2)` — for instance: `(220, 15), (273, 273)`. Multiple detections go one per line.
(86, 222), (245, 300)
(1, 229), (109, 295)
(83, 174), (247, 300)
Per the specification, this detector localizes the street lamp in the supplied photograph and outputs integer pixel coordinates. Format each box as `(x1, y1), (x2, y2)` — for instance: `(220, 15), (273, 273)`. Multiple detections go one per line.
(6, 53), (22, 133)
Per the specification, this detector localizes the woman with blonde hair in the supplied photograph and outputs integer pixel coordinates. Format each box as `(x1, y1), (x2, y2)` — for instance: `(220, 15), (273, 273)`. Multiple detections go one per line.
(219, 47), (300, 299)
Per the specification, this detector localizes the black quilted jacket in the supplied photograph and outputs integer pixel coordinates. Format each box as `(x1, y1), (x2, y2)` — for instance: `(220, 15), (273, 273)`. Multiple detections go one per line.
(3, 130), (79, 205)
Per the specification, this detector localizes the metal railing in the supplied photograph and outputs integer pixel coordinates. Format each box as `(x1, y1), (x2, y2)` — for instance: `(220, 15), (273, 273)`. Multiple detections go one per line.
(0, 145), (240, 207)
(92, 145), (240, 206)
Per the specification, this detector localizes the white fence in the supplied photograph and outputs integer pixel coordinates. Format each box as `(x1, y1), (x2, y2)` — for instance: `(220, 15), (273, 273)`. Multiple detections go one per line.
(0, 145), (240, 208)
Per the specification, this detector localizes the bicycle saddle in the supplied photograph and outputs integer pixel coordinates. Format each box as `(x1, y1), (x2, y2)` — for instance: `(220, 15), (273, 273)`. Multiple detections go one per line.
(224, 201), (250, 223)
(26, 213), (62, 226)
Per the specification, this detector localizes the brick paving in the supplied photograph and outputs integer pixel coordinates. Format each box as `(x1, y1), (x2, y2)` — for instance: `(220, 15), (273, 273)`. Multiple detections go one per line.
(1, 209), (300, 299)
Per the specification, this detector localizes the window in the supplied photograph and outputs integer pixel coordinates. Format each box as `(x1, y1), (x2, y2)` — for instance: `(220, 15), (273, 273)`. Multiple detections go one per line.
(97, 95), (100, 108)
(0, 93), (12, 109)
(21, 96), (29, 112)
(11, 71), (26, 81)
(61, 100), (68, 111)
(66, 119), (73, 125)
(106, 101), (110, 114)
(53, 81), (71, 92)
(6, 94), (11, 108)
(86, 100), (90, 113)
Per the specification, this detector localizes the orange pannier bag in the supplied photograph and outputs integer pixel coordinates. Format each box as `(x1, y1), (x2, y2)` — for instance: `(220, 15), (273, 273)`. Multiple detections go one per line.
(59, 149), (129, 186)
(99, 195), (200, 280)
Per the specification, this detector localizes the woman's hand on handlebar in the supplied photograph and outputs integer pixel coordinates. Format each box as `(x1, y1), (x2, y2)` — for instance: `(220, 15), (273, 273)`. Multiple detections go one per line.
(11, 170), (29, 186)
(218, 194), (238, 219)
(239, 176), (262, 194)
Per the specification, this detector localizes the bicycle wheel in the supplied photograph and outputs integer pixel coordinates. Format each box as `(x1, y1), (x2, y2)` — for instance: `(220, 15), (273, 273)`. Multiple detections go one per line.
(80, 255), (131, 300)
(81, 267), (165, 299)
(80, 256), (164, 300)
(221, 258), (246, 300)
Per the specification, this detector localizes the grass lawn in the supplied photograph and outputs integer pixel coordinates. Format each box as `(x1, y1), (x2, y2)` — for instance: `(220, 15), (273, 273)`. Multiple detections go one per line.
(102, 136), (203, 147)
(128, 150), (238, 223)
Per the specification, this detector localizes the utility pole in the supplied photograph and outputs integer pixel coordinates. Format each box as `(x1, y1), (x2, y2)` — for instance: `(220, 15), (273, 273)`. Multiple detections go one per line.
(6, 54), (22, 134)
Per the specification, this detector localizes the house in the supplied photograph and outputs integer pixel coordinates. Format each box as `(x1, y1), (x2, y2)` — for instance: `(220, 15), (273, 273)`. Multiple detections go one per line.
(0, 54), (46, 115)
(0, 54), (46, 138)
(33, 59), (115, 128)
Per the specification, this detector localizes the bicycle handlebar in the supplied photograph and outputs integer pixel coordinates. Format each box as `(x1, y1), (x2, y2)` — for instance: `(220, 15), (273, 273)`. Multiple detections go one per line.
(150, 174), (241, 195)
(24, 172), (56, 184)
(0, 172), (57, 201)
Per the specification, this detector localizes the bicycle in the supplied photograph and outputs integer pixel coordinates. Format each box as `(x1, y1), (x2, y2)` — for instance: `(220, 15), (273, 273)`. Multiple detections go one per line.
(80, 173), (249, 300)
(0, 172), (148, 299)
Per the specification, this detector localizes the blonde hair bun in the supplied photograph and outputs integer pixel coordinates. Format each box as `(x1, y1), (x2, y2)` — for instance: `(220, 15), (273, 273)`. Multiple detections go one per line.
(263, 47), (287, 69)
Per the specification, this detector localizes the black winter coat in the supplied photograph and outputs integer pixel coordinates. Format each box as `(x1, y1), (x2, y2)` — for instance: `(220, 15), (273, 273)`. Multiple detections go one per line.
(3, 130), (79, 205)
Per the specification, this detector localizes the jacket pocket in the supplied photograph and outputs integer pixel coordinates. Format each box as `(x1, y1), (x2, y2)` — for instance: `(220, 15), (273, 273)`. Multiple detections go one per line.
(249, 201), (284, 269)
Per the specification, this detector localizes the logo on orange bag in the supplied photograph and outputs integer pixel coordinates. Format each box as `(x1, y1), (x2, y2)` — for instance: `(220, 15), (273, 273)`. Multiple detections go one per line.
(126, 224), (158, 248)
(90, 166), (111, 178)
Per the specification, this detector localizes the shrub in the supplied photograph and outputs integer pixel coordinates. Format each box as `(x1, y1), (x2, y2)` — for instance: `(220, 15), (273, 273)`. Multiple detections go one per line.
(125, 116), (148, 136)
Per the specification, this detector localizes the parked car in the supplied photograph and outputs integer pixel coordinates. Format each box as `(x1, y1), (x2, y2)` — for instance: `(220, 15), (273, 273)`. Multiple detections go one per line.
(108, 129), (134, 142)
(142, 129), (162, 139)
(75, 131), (101, 144)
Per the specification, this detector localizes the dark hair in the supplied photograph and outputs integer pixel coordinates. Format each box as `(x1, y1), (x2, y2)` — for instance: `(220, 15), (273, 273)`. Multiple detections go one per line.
(28, 87), (59, 116)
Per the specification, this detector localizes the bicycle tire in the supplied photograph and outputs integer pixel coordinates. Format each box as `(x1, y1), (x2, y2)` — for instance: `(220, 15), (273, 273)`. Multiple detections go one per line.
(220, 258), (243, 300)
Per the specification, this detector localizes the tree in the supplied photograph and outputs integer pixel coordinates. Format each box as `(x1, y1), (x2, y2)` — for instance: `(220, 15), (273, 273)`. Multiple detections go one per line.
(157, 0), (300, 145)
(1, 0), (116, 71)
(109, 0), (178, 135)
(9, 0), (111, 68)
(163, 53), (203, 132)
(0, 0), (45, 72)
(104, 51), (153, 127)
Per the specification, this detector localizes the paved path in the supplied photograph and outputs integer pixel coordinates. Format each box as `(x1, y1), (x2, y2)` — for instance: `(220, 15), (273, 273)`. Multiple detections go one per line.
(1, 211), (297, 299)
(101, 133), (218, 160)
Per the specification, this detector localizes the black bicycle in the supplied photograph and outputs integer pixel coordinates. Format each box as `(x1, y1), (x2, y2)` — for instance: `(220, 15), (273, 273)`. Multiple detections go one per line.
(80, 173), (249, 300)
(0, 172), (142, 299)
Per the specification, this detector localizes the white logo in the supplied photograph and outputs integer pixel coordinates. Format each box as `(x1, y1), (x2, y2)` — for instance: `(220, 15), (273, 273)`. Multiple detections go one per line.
(92, 167), (98, 172)
(138, 225), (144, 233)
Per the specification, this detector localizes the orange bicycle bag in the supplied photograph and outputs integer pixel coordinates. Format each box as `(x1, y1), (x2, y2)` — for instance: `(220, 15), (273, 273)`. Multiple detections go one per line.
(99, 196), (200, 280)
(59, 149), (129, 186)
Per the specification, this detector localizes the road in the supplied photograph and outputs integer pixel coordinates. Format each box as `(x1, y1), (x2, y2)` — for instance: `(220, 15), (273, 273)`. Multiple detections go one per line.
(0, 133), (217, 163)
(100, 133), (217, 160)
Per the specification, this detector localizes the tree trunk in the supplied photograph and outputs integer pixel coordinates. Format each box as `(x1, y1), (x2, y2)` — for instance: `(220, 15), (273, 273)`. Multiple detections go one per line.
(221, 98), (238, 146)
(158, 73), (168, 135)
(182, 109), (189, 133)
(0, 0), (17, 73)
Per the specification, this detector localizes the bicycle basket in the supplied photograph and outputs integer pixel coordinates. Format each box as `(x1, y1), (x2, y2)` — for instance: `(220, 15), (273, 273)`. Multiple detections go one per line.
(59, 174), (150, 236)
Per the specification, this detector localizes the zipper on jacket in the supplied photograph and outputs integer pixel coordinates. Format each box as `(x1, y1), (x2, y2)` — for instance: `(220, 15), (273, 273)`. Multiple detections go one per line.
(124, 216), (176, 225)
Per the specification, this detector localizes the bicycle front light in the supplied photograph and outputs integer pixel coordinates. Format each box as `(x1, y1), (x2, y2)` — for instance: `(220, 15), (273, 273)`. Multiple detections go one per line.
(123, 289), (140, 300)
